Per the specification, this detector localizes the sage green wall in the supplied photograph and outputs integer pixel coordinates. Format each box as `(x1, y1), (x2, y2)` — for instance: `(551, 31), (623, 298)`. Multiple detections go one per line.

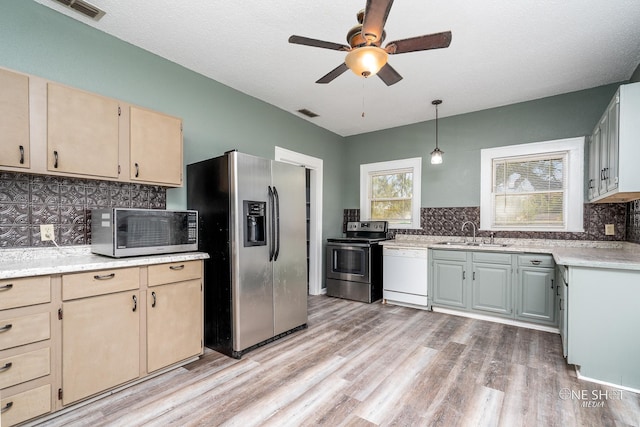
(342, 84), (620, 208)
(0, 1), (345, 240)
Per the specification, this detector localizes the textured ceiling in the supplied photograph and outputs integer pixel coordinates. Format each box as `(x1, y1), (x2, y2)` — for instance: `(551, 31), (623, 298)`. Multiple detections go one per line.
(33, 0), (640, 137)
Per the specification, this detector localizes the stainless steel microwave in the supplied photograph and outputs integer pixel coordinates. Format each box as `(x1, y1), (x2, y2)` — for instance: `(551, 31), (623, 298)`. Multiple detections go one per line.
(91, 208), (198, 258)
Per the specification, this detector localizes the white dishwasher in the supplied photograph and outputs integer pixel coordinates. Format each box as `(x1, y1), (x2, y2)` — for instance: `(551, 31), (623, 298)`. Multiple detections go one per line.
(382, 246), (428, 309)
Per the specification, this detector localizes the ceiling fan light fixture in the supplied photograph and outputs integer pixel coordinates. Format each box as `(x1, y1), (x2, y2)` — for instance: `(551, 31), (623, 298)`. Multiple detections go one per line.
(345, 46), (388, 78)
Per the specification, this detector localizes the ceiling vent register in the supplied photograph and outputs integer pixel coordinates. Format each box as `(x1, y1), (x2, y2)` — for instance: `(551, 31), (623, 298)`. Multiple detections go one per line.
(52, 0), (106, 20)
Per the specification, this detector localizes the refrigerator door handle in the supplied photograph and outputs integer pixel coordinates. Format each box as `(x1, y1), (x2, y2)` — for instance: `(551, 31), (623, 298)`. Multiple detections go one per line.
(268, 186), (275, 261)
(273, 186), (280, 261)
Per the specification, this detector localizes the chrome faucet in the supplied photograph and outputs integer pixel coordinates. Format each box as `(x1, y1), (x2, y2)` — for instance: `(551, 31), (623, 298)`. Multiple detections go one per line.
(461, 221), (477, 243)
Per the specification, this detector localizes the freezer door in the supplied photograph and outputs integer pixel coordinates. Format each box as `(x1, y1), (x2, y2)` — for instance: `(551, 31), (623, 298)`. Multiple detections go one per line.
(272, 160), (308, 335)
(231, 152), (274, 351)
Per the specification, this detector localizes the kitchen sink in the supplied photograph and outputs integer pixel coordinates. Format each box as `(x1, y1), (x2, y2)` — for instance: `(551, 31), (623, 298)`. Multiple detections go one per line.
(435, 241), (464, 245)
(464, 242), (509, 247)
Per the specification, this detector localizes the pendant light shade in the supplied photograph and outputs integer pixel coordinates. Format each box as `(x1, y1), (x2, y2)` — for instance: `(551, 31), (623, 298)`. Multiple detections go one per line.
(430, 99), (444, 165)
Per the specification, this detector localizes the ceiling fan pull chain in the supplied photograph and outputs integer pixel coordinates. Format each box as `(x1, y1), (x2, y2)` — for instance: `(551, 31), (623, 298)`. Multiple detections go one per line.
(362, 79), (366, 118)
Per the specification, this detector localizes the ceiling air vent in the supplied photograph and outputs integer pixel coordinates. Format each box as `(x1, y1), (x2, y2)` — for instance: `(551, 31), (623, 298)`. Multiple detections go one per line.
(297, 108), (319, 118)
(52, 0), (106, 21)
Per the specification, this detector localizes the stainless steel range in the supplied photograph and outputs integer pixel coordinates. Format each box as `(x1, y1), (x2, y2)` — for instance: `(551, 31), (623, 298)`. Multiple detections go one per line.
(326, 221), (389, 303)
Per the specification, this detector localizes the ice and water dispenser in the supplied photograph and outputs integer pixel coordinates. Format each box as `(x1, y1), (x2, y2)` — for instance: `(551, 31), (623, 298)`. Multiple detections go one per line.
(243, 200), (266, 246)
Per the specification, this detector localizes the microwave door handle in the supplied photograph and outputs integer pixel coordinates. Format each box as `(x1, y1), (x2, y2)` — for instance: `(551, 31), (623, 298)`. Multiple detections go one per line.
(273, 186), (280, 261)
(268, 186), (275, 262)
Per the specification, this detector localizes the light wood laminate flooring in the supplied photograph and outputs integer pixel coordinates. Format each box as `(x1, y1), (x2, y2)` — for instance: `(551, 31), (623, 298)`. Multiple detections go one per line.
(38, 296), (640, 426)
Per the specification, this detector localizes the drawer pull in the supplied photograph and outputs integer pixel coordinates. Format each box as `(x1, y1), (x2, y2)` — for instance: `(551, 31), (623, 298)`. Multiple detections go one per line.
(151, 291), (157, 308)
(19, 145), (24, 164)
(169, 265), (185, 271)
(132, 295), (138, 312)
(0, 362), (12, 373)
(0, 284), (13, 291)
(529, 260), (542, 265)
(94, 273), (116, 280)
(1, 401), (12, 413)
(0, 324), (12, 333)
(53, 150), (59, 168)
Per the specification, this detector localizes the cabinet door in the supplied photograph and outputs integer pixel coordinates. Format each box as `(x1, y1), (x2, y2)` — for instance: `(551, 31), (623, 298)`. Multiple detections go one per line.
(606, 93), (620, 192)
(587, 132), (600, 200)
(0, 68), (30, 168)
(130, 106), (183, 186)
(47, 83), (120, 178)
(147, 279), (202, 373)
(62, 291), (139, 405)
(516, 267), (555, 324)
(597, 114), (609, 196)
(471, 262), (511, 316)
(432, 259), (466, 309)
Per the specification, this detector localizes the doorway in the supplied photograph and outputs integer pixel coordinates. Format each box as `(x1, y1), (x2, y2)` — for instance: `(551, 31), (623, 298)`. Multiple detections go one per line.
(274, 147), (323, 296)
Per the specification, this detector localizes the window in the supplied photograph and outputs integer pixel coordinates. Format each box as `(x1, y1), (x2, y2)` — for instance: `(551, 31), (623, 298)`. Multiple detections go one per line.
(360, 157), (422, 229)
(480, 137), (584, 232)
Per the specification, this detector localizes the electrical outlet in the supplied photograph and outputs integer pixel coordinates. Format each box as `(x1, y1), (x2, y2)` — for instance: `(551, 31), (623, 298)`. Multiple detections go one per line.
(40, 224), (55, 241)
(605, 224), (615, 236)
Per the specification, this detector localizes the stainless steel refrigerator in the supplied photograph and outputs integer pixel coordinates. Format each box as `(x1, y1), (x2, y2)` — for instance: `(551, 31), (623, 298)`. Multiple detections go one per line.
(187, 150), (308, 358)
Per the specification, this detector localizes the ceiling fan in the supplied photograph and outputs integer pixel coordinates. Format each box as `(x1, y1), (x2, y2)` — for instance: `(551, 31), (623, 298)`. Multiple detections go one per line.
(288, 0), (452, 86)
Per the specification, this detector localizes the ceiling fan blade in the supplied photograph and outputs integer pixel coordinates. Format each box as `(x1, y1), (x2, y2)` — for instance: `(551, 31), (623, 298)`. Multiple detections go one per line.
(288, 35), (350, 51)
(385, 31), (452, 54)
(377, 63), (403, 86)
(362, 0), (394, 44)
(316, 63), (349, 84)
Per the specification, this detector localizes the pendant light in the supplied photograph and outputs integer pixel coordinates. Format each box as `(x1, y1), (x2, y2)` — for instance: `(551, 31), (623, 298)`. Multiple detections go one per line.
(430, 99), (444, 165)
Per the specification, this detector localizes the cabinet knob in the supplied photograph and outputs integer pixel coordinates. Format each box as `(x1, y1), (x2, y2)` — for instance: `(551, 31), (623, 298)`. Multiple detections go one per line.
(1, 401), (13, 414)
(151, 291), (157, 308)
(0, 324), (12, 333)
(0, 362), (13, 373)
(132, 295), (138, 312)
(0, 284), (13, 291)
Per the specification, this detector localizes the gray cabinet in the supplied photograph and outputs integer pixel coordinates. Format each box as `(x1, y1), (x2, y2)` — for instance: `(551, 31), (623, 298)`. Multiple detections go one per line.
(429, 249), (557, 327)
(587, 82), (640, 203)
(556, 264), (568, 358)
(516, 254), (556, 325)
(472, 262), (511, 317)
(431, 250), (466, 309)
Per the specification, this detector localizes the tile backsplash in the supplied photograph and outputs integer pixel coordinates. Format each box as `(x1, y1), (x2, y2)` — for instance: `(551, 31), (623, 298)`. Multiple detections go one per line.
(344, 203), (634, 242)
(0, 172), (166, 247)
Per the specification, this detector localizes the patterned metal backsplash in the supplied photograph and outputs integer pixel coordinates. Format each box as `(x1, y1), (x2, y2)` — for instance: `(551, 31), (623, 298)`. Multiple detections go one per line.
(344, 203), (634, 242)
(0, 172), (166, 247)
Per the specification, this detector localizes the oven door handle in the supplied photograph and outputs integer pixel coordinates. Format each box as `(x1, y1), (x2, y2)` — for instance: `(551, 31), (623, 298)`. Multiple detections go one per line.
(327, 243), (372, 249)
(268, 186), (275, 261)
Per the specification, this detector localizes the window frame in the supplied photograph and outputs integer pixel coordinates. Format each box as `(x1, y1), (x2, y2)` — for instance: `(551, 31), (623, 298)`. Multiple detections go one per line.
(480, 137), (584, 232)
(360, 157), (422, 230)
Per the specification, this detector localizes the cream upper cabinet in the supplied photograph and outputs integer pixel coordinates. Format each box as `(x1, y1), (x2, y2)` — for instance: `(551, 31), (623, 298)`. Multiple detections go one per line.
(130, 106), (183, 186)
(0, 68), (30, 168)
(47, 83), (120, 179)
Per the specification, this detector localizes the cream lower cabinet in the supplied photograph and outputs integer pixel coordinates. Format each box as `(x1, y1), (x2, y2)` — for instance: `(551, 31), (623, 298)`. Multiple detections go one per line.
(147, 279), (202, 372)
(0, 276), (53, 427)
(61, 291), (140, 405)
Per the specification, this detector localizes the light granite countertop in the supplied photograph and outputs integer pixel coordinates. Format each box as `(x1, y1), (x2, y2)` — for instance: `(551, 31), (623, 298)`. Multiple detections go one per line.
(0, 246), (210, 279)
(382, 235), (640, 271)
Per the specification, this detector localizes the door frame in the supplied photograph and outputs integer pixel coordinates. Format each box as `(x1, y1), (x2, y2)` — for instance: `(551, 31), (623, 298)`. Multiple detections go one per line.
(275, 146), (323, 296)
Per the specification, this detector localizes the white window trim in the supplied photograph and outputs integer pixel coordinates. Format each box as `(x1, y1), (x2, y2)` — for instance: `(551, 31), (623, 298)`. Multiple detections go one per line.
(360, 157), (422, 229)
(480, 137), (585, 232)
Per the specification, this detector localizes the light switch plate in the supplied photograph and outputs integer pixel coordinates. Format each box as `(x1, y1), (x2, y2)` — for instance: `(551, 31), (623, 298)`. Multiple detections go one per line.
(40, 224), (54, 241)
(605, 224), (615, 236)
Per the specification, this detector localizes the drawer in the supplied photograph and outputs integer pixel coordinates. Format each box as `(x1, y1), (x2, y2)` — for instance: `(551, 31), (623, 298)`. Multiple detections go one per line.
(517, 254), (554, 268)
(0, 348), (50, 389)
(1, 384), (51, 427)
(472, 251), (512, 265)
(148, 261), (201, 287)
(0, 312), (50, 351)
(431, 249), (467, 261)
(0, 277), (50, 311)
(62, 267), (139, 301)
